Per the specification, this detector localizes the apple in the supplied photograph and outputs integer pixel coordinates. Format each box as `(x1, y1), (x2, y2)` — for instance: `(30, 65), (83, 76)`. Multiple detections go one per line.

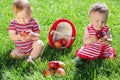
(60, 38), (68, 47)
(20, 31), (29, 37)
(96, 31), (105, 39)
(57, 61), (66, 68)
(56, 68), (65, 75)
(48, 61), (58, 69)
(54, 40), (62, 48)
(44, 69), (54, 76)
(48, 61), (66, 69)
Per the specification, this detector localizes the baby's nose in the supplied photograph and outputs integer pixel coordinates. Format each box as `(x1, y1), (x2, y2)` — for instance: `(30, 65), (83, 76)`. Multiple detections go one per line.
(99, 22), (104, 26)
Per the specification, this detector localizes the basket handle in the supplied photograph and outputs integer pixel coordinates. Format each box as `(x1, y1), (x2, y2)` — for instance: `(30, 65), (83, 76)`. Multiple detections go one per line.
(50, 30), (75, 40)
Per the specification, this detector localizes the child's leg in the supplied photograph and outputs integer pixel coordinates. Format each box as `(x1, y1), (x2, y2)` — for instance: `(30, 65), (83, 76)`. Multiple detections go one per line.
(10, 48), (29, 59)
(27, 40), (44, 61)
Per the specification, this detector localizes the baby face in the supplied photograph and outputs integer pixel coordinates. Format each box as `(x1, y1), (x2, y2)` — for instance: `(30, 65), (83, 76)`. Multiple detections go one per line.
(15, 10), (31, 24)
(90, 12), (108, 30)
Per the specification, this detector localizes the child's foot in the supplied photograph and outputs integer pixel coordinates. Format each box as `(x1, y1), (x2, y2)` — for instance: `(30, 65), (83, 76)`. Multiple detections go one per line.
(72, 57), (80, 62)
(26, 56), (35, 64)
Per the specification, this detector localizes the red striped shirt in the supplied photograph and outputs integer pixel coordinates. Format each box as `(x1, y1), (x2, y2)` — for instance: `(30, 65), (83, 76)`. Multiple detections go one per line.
(8, 18), (40, 53)
(76, 24), (116, 60)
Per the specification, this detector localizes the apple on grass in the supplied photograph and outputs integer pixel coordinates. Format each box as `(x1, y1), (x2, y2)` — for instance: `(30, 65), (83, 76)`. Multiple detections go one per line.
(57, 61), (66, 68)
(48, 61), (66, 69)
(44, 69), (54, 76)
(56, 68), (66, 75)
(48, 61), (58, 69)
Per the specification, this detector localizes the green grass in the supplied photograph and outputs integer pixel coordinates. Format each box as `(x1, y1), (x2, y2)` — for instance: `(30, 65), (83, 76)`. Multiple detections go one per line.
(0, 0), (120, 80)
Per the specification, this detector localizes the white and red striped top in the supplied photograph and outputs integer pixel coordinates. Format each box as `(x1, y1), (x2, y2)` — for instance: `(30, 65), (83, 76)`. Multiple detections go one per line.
(8, 18), (40, 53)
(87, 24), (108, 35)
(76, 24), (116, 60)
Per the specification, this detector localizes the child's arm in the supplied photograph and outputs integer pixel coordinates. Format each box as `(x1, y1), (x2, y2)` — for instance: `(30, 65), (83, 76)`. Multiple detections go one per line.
(9, 30), (26, 41)
(26, 19), (40, 41)
(83, 27), (97, 44)
(28, 19), (40, 41)
(106, 29), (112, 43)
(26, 30), (40, 41)
(99, 29), (112, 45)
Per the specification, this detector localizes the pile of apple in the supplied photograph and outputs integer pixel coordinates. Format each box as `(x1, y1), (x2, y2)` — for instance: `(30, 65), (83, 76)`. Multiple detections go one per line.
(44, 61), (66, 76)
(54, 38), (68, 48)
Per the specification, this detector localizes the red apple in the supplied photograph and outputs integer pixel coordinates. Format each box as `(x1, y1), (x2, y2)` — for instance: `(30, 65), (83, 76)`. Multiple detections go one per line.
(56, 68), (65, 75)
(60, 38), (68, 47)
(48, 61), (66, 69)
(57, 61), (66, 68)
(44, 69), (54, 76)
(54, 40), (62, 48)
(20, 31), (29, 37)
(48, 61), (59, 69)
(96, 31), (105, 39)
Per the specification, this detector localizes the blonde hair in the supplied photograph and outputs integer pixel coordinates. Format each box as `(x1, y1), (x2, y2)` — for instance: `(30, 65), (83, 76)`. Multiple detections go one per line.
(12, 0), (32, 15)
(89, 3), (109, 15)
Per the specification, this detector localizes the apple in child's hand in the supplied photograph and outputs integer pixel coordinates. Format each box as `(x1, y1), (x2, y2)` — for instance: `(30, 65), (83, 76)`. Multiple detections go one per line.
(54, 40), (62, 48)
(20, 31), (29, 37)
(96, 31), (105, 39)
(44, 69), (54, 76)
(56, 68), (66, 75)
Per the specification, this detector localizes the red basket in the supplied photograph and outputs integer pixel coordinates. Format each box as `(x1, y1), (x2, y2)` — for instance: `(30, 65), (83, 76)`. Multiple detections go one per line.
(48, 18), (76, 48)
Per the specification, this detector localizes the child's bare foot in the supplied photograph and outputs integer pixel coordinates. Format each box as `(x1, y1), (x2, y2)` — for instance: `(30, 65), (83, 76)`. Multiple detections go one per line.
(72, 56), (80, 62)
(26, 56), (35, 64)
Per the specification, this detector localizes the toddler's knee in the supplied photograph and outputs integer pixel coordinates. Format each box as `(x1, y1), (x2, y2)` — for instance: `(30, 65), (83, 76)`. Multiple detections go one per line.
(10, 52), (16, 58)
(34, 40), (44, 48)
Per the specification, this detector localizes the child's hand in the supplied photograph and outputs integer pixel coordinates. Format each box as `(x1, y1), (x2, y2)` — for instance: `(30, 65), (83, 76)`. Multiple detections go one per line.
(26, 30), (40, 40)
(19, 31), (28, 41)
(99, 36), (109, 45)
(18, 35), (27, 41)
(90, 35), (98, 42)
(20, 31), (29, 37)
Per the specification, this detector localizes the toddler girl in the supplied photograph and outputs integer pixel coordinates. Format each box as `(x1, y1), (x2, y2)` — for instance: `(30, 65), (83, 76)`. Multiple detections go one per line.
(73, 3), (116, 61)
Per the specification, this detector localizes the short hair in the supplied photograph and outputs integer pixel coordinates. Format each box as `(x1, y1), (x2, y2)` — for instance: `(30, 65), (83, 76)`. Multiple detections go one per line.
(12, 0), (32, 15)
(89, 3), (109, 15)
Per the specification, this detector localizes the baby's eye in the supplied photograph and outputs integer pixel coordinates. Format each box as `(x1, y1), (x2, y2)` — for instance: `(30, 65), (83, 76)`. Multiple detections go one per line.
(25, 17), (29, 19)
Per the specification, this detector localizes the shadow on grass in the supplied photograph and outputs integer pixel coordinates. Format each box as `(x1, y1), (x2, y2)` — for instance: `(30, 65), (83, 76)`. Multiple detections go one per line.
(0, 50), (34, 79)
(74, 59), (104, 80)
(0, 50), (21, 78)
(41, 43), (72, 61)
(0, 44), (72, 79)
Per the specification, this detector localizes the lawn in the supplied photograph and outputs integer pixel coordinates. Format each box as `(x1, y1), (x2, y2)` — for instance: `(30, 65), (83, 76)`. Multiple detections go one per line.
(0, 0), (120, 80)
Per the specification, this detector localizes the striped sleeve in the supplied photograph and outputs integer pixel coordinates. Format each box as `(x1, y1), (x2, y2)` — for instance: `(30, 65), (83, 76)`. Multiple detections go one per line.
(32, 19), (40, 33)
(8, 20), (16, 30)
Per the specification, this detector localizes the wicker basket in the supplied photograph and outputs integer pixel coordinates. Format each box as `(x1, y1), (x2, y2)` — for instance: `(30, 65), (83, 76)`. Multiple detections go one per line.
(48, 18), (76, 49)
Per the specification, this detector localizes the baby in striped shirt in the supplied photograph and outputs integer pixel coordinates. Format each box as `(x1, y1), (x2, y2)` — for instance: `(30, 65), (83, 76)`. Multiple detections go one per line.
(8, 0), (44, 63)
(73, 3), (116, 62)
